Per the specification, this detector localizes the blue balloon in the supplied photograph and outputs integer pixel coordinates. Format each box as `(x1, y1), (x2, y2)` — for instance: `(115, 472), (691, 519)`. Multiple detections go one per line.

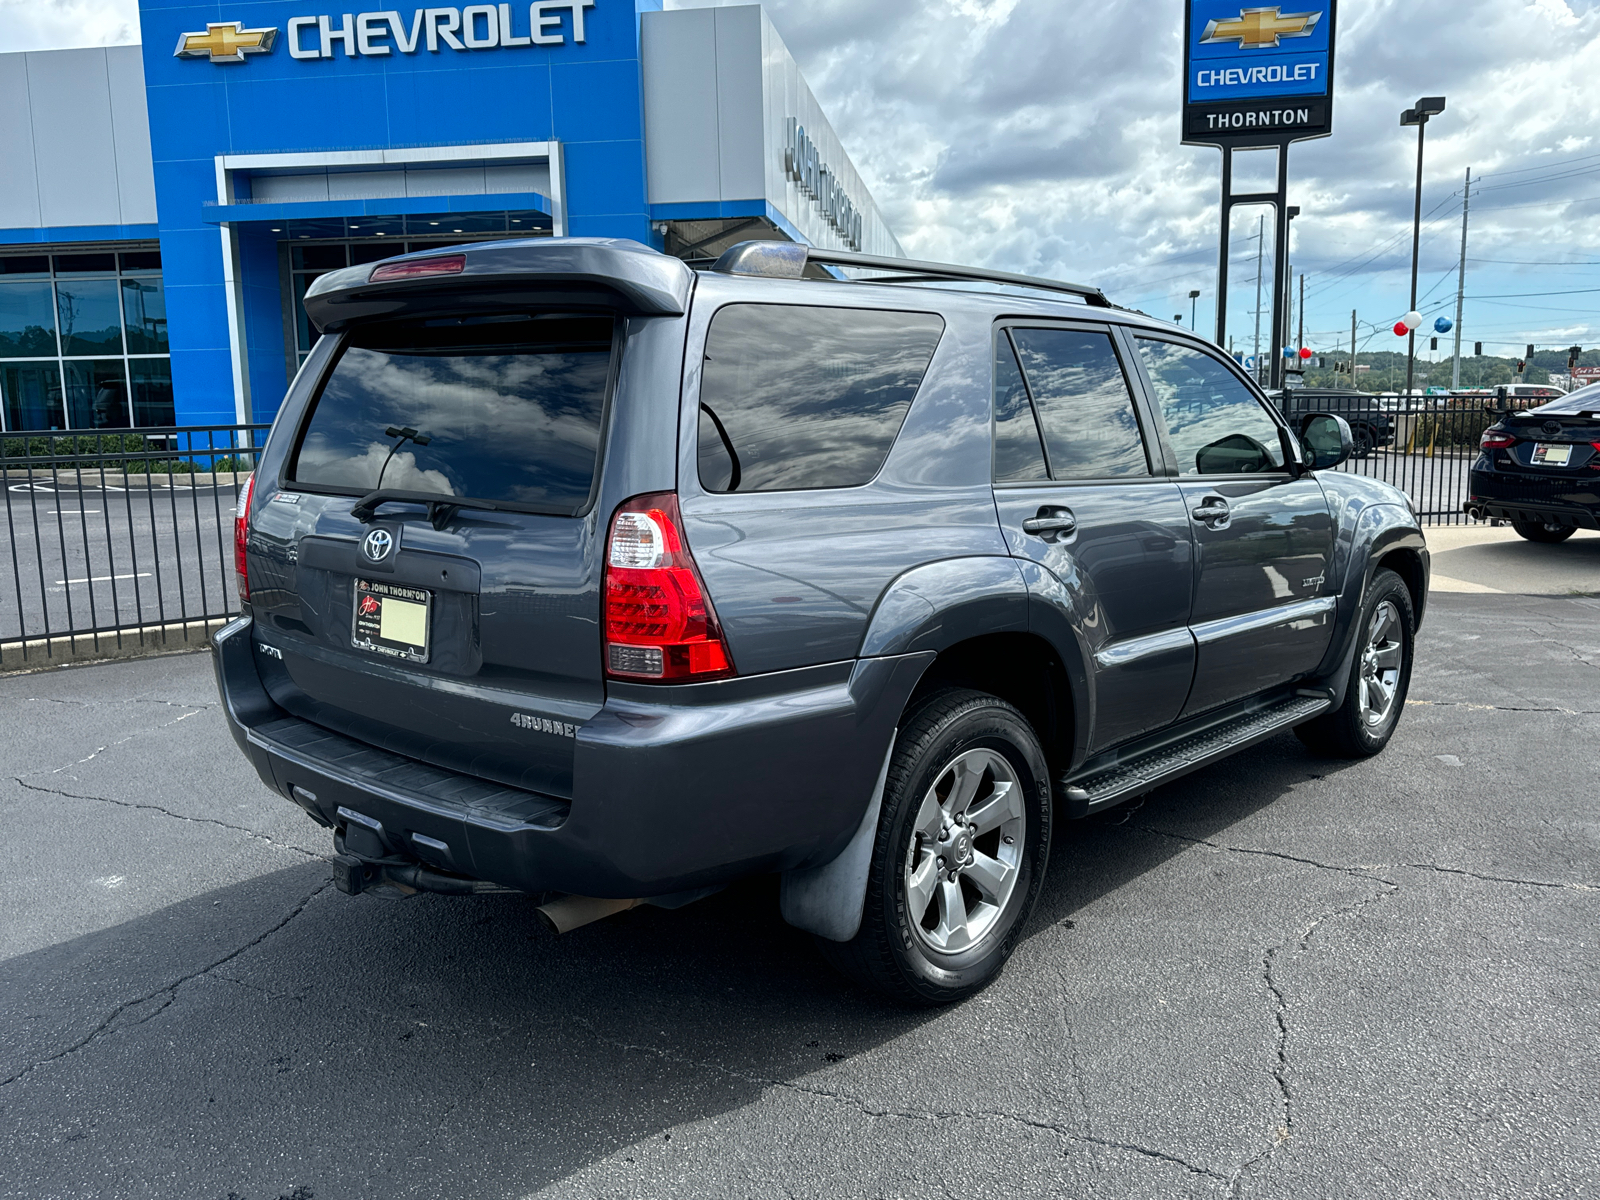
(1282, 346), (1297, 358)
(1434, 317), (1453, 333)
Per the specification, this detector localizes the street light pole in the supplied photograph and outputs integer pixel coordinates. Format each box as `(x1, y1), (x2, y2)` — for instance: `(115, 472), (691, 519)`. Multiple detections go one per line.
(1401, 96), (1446, 398)
(1189, 288), (1201, 331)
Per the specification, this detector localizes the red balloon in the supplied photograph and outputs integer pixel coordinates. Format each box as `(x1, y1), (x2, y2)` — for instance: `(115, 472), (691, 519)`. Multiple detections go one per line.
(1299, 346), (1312, 359)
(1393, 321), (1409, 336)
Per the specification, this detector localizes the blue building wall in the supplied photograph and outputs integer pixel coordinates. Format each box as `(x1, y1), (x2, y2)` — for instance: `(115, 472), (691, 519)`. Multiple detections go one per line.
(136, 0), (661, 425)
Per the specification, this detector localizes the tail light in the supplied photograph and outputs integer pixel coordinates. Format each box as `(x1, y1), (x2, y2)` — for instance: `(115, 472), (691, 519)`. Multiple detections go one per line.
(1480, 429), (1516, 449)
(604, 493), (734, 682)
(234, 472), (254, 602)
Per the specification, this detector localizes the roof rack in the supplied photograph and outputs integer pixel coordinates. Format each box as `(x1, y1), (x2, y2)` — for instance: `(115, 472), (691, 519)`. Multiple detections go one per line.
(708, 241), (1111, 308)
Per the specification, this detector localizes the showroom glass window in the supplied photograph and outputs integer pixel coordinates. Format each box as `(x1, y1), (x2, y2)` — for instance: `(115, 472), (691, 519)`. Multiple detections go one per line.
(0, 250), (172, 432)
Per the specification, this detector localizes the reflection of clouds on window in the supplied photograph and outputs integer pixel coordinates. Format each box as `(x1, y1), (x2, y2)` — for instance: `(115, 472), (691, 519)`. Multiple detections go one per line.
(290, 316), (611, 508)
(1012, 329), (1148, 479)
(1136, 339), (1283, 475)
(296, 436), (456, 494)
(697, 305), (944, 493)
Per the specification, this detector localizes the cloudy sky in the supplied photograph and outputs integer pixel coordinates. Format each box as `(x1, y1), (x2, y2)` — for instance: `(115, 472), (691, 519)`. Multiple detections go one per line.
(6, 0), (1599, 367)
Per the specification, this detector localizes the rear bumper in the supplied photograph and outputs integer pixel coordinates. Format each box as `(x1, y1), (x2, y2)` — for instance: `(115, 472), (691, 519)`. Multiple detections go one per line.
(1463, 495), (1600, 530)
(213, 616), (930, 898)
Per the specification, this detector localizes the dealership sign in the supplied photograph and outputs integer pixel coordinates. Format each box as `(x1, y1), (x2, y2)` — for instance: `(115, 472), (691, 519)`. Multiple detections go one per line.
(785, 118), (864, 250)
(1182, 1), (1337, 146)
(174, 4), (595, 62)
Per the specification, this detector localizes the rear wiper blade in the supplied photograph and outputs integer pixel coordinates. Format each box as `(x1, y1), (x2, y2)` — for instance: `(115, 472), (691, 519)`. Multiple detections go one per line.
(349, 489), (502, 530)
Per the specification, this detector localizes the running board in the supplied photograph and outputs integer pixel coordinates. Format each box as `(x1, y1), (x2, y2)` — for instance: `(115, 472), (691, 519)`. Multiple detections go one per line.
(1057, 694), (1332, 816)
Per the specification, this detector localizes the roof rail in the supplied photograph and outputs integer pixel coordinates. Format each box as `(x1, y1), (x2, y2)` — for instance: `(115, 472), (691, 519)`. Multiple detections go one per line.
(708, 241), (1111, 308)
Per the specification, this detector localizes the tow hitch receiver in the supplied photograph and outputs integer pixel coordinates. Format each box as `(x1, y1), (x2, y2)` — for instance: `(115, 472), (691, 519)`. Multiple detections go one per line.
(330, 852), (518, 899)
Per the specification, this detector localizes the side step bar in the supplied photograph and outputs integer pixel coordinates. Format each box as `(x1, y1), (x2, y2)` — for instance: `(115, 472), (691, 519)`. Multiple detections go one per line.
(1057, 694), (1331, 817)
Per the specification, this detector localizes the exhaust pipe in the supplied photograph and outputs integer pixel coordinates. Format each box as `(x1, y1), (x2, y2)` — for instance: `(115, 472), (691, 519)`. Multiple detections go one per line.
(536, 894), (643, 935)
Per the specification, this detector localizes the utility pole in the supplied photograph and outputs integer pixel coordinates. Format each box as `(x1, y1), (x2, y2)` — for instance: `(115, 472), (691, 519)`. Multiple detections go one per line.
(1297, 273), (1305, 351)
(1350, 309), (1357, 388)
(1451, 167), (1471, 390)
(1253, 214), (1264, 383)
(1401, 97), (1446, 397)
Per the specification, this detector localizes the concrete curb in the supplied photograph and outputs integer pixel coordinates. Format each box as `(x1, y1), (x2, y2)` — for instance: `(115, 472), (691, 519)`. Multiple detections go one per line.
(0, 617), (228, 675)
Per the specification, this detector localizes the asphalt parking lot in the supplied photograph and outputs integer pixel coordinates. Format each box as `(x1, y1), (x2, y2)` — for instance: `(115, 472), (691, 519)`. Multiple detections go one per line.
(3, 588), (1598, 1198)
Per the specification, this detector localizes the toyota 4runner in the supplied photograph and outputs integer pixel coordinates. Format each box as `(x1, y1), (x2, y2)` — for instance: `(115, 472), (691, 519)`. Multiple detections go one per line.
(214, 237), (1429, 1004)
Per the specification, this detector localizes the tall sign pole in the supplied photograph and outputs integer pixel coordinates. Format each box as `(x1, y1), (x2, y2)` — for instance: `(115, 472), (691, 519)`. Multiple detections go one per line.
(1183, 0), (1338, 389)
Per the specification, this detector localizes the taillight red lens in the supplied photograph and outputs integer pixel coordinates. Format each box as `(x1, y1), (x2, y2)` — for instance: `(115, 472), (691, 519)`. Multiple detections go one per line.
(1480, 430), (1516, 449)
(368, 253), (466, 282)
(604, 493), (734, 682)
(234, 472), (254, 602)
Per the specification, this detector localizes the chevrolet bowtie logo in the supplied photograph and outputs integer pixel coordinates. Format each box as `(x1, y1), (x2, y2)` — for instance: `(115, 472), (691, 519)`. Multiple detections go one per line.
(1201, 7), (1322, 49)
(173, 21), (279, 63)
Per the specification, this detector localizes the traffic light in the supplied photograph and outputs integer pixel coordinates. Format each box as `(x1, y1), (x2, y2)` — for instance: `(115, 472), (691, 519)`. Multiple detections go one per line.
(1430, 337), (1438, 350)
(1474, 342), (1482, 356)
(1515, 360), (1525, 374)
(1526, 344), (1535, 360)
(1569, 344), (1584, 372)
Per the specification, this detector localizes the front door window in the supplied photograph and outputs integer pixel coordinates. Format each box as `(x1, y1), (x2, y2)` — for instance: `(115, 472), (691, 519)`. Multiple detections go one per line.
(1135, 339), (1284, 475)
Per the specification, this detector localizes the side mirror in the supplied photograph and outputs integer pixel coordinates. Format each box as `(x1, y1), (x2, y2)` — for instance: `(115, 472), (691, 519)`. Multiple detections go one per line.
(1299, 412), (1352, 470)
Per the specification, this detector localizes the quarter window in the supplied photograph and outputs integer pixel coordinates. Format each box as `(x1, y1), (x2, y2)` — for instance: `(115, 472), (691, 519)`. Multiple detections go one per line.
(992, 333), (1049, 482)
(697, 304), (944, 493)
(1135, 339), (1285, 475)
(1010, 328), (1150, 479)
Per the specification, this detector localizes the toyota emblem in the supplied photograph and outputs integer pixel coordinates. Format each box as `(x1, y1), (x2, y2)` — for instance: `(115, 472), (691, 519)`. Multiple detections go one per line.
(361, 528), (394, 562)
(1542, 420), (1563, 437)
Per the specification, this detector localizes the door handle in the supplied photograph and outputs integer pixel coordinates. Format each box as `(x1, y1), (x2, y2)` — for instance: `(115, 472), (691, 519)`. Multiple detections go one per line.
(1191, 496), (1230, 527)
(1022, 507), (1077, 541)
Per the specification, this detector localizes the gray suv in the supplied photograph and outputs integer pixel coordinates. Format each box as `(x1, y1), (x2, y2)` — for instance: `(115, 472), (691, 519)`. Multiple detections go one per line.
(214, 238), (1429, 1004)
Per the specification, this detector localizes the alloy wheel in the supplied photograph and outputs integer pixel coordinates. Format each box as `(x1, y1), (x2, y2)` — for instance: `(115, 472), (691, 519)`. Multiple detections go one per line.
(1357, 600), (1404, 728)
(903, 748), (1026, 954)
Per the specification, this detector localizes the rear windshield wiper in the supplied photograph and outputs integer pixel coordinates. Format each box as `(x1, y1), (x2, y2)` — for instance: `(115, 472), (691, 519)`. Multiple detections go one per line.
(350, 489), (505, 531)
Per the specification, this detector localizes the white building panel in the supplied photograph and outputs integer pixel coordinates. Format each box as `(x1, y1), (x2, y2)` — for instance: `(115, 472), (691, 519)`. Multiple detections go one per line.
(0, 54), (41, 230)
(106, 47), (157, 225)
(641, 6), (722, 205)
(641, 5), (901, 257)
(28, 49), (124, 229)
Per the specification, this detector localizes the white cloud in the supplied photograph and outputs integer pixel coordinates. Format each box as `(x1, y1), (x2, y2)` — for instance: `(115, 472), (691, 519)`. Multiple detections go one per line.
(0, 0), (138, 50)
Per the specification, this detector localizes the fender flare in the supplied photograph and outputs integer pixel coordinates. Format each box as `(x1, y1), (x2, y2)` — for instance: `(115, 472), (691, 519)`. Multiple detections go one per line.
(1316, 503), (1429, 687)
(857, 556), (1030, 657)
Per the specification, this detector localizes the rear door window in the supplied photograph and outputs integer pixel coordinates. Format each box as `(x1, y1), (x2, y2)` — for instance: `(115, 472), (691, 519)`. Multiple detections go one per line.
(289, 313), (614, 513)
(1008, 327), (1151, 479)
(697, 304), (945, 493)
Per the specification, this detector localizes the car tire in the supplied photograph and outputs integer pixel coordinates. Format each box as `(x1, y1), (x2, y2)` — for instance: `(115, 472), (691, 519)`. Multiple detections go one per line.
(1510, 518), (1576, 544)
(1295, 568), (1415, 759)
(1351, 424), (1376, 458)
(816, 689), (1053, 1006)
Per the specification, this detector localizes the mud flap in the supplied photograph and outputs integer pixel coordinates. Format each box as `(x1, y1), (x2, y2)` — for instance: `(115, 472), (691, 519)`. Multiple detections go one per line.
(779, 739), (895, 943)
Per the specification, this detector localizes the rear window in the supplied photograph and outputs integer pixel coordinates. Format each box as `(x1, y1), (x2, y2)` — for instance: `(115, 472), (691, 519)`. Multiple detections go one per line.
(697, 304), (945, 493)
(289, 314), (613, 512)
(1531, 382), (1600, 416)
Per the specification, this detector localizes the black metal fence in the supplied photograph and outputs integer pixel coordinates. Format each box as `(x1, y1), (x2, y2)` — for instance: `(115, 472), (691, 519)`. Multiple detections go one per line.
(1278, 391), (1512, 525)
(1, 424), (268, 663)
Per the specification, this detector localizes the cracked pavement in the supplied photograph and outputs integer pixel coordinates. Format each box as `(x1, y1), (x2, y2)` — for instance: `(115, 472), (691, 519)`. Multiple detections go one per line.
(1, 592), (1597, 1199)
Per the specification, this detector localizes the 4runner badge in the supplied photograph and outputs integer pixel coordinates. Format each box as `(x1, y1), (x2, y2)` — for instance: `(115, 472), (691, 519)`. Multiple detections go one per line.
(512, 713), (577, 738)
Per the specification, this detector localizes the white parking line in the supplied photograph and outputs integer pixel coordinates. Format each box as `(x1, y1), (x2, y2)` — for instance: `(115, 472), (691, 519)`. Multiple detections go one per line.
(50, 510), (102, 515)
(53, 572), (153, 585)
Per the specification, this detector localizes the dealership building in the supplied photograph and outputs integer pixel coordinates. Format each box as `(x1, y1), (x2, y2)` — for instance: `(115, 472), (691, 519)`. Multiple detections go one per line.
(0, 1), (901, 433)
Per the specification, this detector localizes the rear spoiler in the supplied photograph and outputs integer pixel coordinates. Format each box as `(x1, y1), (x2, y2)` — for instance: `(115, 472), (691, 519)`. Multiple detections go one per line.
(303, 237), (694, 333)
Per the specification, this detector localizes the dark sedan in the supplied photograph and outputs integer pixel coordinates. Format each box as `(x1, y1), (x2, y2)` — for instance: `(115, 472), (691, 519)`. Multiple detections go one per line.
(1465, 383), (1600, 542)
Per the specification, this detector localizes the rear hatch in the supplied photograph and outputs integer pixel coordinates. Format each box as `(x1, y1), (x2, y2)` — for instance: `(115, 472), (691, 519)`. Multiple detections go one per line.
(247, 311), (618, 798)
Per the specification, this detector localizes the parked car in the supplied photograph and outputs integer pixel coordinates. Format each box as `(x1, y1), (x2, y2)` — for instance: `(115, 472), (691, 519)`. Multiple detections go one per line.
(214, 238), (1429, 1004)
(1465, 382), (1600, 541)
(1279, 388), (1394, 457)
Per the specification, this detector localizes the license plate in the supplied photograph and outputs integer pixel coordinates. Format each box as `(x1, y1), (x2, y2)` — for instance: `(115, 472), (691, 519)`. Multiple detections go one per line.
(1531, 443), (1572, 466)
(352, 578), (431, 663)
